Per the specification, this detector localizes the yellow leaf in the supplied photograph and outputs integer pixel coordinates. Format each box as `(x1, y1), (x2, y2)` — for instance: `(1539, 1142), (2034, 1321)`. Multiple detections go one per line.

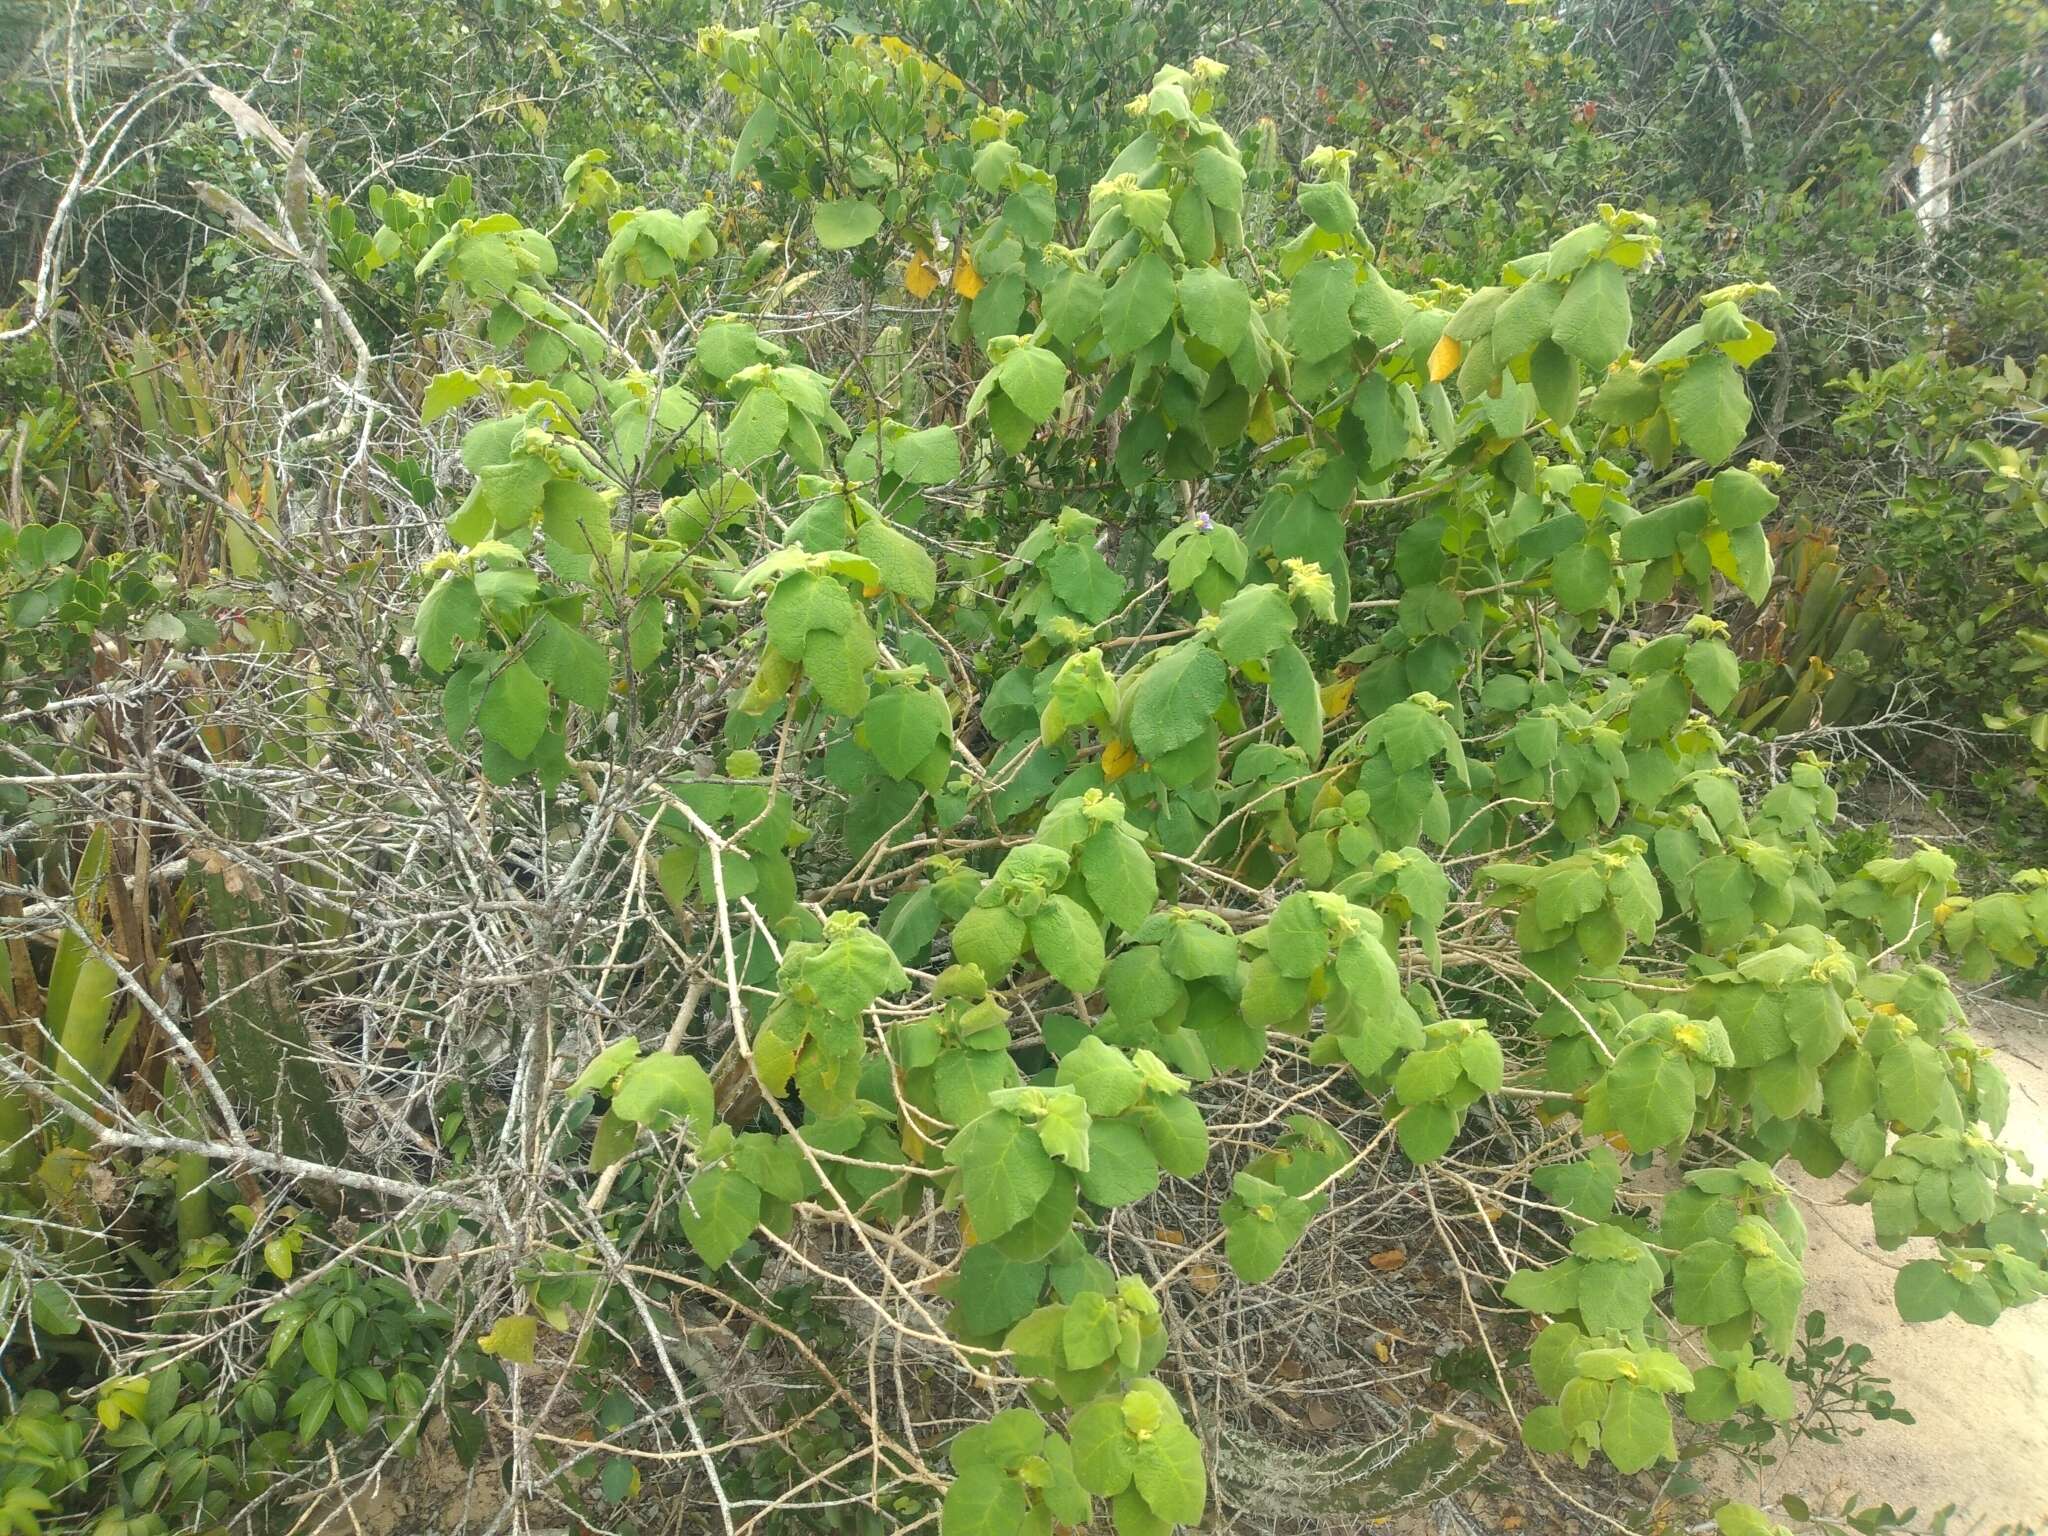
(904, 251), (940, 300)
(952, 253), (984, 300)
(1102, 738), (1138, 781)
(1427, 332), (1463, 383)
(1318, 672), (1359, 719)
(479, 1314), (538, 1365)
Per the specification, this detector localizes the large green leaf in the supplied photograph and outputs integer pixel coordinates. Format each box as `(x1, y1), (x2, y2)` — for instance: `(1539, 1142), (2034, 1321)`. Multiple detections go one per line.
(940, 1464), (1029, 1535)
(1030, 895), (1107, 992)
(812, 198), (884, 250)
(1672, 1239), (1748, 1326)
(1290, 257), (1357, 361)
(1104, 251), (1176, 354)
(611, 1052), (714, 1133)
(1666, 352), (1752, 465)
(1177, 266), (1252, 354)
(1550, 259), (1631, 370)
(1602, 1039), (1695, 1150)
(680, 1166), (760, 1267)
(948, 1110), (1057, 1240)
(1129, 642), (1227, 760)
(478, 658), (549, 758)
(1132, 1419), (1206, 1524)
(1598, 1382), (1674, 1475)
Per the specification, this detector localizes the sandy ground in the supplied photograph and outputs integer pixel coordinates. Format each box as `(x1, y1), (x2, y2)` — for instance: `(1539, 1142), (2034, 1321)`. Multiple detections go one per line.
(1712, 995), (2048, 1535)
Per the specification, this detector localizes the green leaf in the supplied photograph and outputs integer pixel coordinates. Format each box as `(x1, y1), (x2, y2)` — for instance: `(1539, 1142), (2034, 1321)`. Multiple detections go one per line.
(1666, 352), (1752, 465)
(415, 577), (481, 671)
(1030, 1087), (1094, 1171)
(865, 685), (952, 780)
(1062, 1291), (1123, 1369)
(1744, 1254), (1804, 1349)
(528, 614), (611, 713)
(1298, 177), (1358, 235)
(1104, 251), (1176, 354)
(1132, 1419), (1206, 1525)
(681, 1166), (760, 1267)
(1602, 1039), (1696, 1150)
(1530, 339), (1582, 426)
(1550, 259), (1631, 370)
(304, 1318), (341, 1378)
(1893, 1259), (1959, 1322)
(1877, 1040), (1947, 1129)
(1708, 467), (1778, 528)
(1551, 541), (1613, 615)
(948, 1110), (1057, 1240)
(422, 370), (482, 423)
(1290, 257), (1357, 362)
(611, 1052), (714, 1133)
(887, 425), (962, 487)
(1177, 267), (1252, 354)
(1600, 1382), (1674, 1474)
(941, 1463), (1029, 1536)
(1221, 1172), (1316, 1284)
(1393, 1044), (1463, 1105)
(1129, 642), (1227, 760)
(1068, 1397), (1135, 1495)
(953, 1247), (1049, 1337)
(995, 345), (1068, 425)
(1672, 1240), (1749, 1326)
(1684, 640), (1741, 713)
(1503, 1258), (1583, 1315)
(1267, 642), (1324, 758)
(953, 904), (1028, 980)
(1492, 278), (1563, 363)
(855, 517), (939, 608)
(1080, 1118), (1163, 1206)
(1394, 1102), (1458, 1163)
(1079, 829), (1157, 933)
(730, 100), (780, 176)
(1140, 1094), (1210, 1178)
(1030, 895), (1107, 993)
(1212, 583), (1296, 665)
(478, 658), (549, 759)
(1043, 268), (1106, 345)
(1264, 892), (1331, 979)
(725, 386), (789, 465)
(951, 1406), (1047, 1471)
(813, 198), (884, 250)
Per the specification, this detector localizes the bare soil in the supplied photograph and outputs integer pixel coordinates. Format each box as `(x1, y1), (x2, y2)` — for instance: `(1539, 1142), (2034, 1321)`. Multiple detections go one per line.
(1711, 995), (2048, 1535)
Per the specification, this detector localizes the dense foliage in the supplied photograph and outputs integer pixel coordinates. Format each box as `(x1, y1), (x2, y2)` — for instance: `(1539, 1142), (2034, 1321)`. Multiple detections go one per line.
(2, 3), (2046, 1535)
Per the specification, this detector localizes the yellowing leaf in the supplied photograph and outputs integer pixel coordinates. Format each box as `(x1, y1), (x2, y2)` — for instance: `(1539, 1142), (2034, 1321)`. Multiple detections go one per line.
(1428, 332), (1463, 382)
(479, 1313), (538, 1365)
(904, 251), (940, 299)
(1319, 672), (1359, 719)
(953, 253), (984, 300)
(1102, 738), (1138, 781)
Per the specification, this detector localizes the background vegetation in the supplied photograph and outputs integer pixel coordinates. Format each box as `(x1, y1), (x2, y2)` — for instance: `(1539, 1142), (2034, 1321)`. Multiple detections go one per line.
(0, 2), (2045, 1534)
